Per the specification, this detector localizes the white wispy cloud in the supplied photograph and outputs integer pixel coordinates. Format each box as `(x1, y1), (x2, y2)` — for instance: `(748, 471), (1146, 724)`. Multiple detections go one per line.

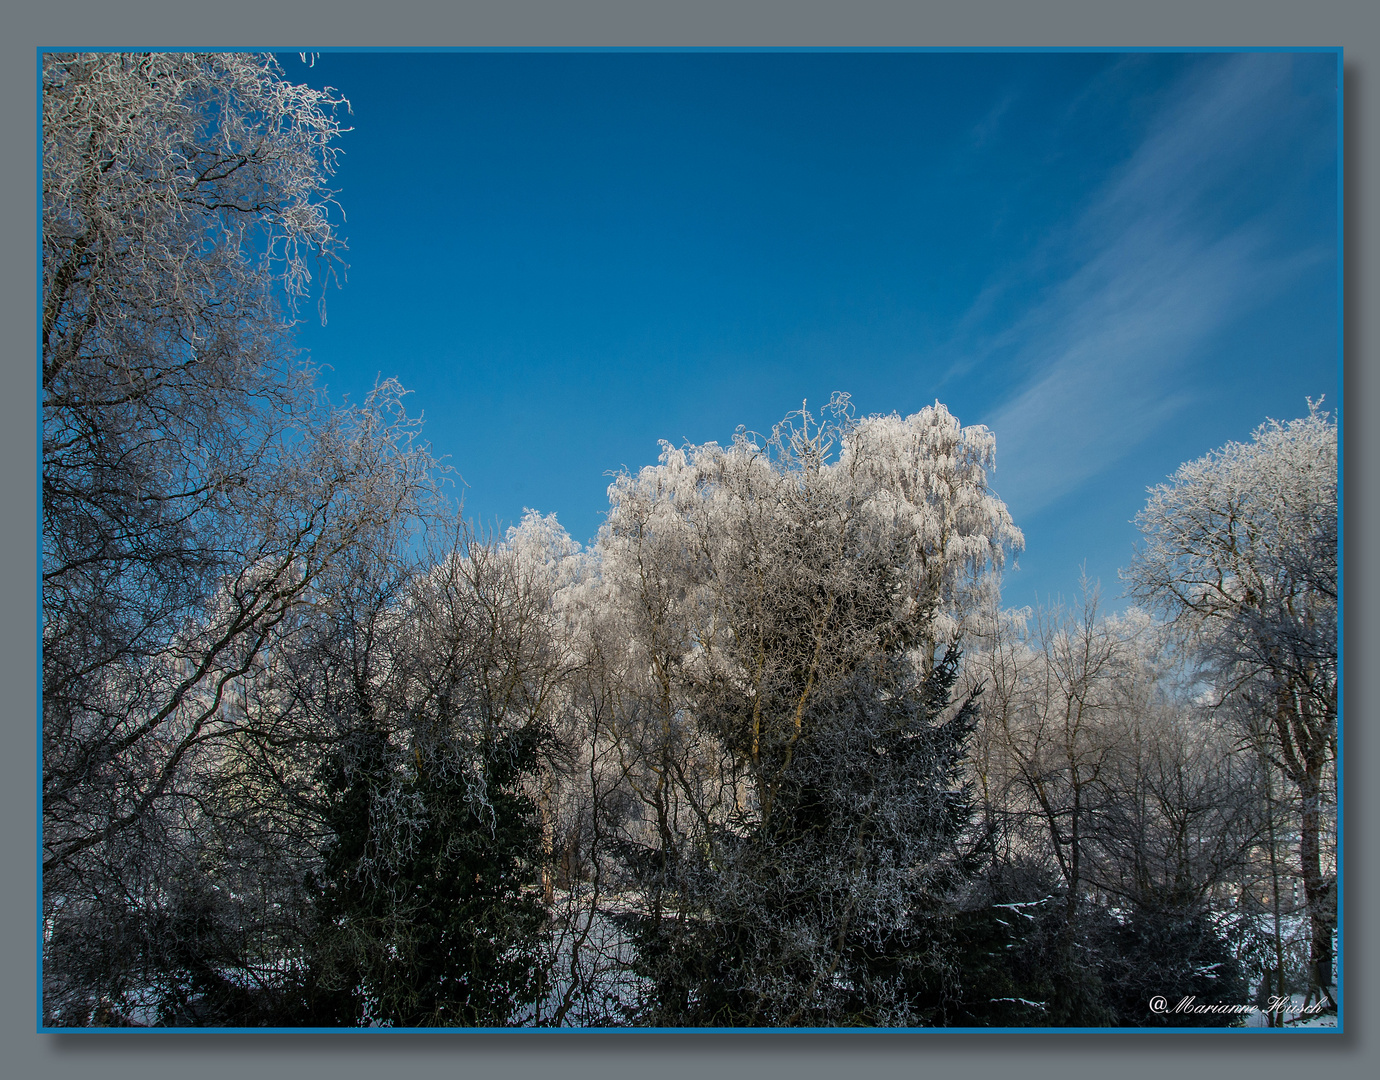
(962, 54), (1332, 518)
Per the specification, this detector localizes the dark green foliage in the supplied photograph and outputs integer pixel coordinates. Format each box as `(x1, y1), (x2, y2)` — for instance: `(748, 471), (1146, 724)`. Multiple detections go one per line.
(936, 866), (1254, 1028)
(43, 811), (316, 1028)
(936, 883), (1067, 1027)
(624, 650), (983, 1027)
(911, 860), (1113, 1028)
(1097, 903), (1250, 1027)
(298, 722), (548, 1027)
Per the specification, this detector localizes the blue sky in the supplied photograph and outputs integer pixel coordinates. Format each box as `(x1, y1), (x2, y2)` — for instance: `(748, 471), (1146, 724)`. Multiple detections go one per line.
(286, 50), (1339, 612)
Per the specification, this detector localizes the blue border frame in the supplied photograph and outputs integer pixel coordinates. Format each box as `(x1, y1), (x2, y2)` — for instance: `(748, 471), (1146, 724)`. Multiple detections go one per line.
(34, 47), (44, 1041)
(35, 43), (1346, 1036)
(1332, 41), (1345, 1037)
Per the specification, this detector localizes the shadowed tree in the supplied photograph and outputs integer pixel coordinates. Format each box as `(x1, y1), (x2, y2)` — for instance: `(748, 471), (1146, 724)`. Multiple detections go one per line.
(41, 53), (438, 1025)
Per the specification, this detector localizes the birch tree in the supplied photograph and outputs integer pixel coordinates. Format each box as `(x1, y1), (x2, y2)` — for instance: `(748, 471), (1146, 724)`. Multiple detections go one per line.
(1123, 403), (1338, 1005)
(586, 396), (1021, 1024)
(40, 53), (442, 1025)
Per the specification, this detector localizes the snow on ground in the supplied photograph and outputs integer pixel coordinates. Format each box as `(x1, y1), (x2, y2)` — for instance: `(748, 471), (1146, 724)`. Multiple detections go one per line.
(1241, 992), (1339, 1028)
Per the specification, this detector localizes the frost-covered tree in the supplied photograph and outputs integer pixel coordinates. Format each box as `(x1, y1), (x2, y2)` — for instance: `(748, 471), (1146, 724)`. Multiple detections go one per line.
(40, 53), (441, 1026)
(959, 581), (1271, 1026)
(594, 395), (1021, 828)
(576, 396), (1021, 1025)
(43, 52), (346, 384)
(840, 402), (1025, 659)
(1123, 403), (1338, 1004)
(293, 523), (555, 1027)
(960, 585), (1148, 1024)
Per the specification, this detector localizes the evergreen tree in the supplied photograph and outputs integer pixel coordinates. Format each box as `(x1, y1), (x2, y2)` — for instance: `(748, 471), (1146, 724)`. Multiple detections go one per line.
(301, 720), (548, 1027)
(625, 651), (983, 1026)
(292, 533), (557, 1027)
(1097, 902), (1251, 1027)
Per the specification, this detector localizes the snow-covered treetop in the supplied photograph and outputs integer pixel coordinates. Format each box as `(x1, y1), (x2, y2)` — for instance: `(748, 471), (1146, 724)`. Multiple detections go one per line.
(595, 394), (1023, 654)
(1126, 400), (1337, 630)
(841, 400), (1023, 627)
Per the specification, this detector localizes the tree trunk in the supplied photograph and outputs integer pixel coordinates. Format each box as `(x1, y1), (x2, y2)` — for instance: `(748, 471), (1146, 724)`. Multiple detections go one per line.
(1298, 760), (1336, 1006)
(1263, 759), (1286, 1026)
